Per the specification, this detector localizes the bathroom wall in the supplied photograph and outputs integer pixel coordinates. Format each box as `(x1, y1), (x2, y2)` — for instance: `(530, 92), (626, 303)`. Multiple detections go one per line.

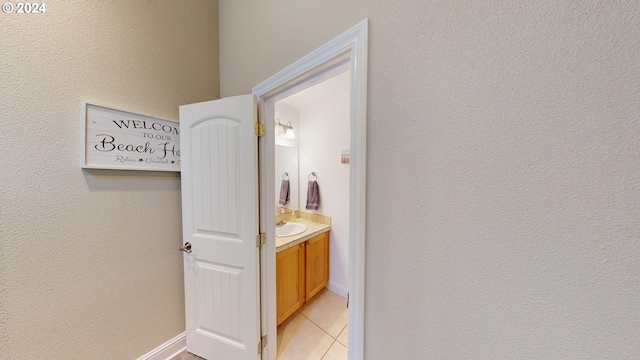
(298, 89), (350, 297)
(0, 2), (219, 359)
(219, 1), (640, 358)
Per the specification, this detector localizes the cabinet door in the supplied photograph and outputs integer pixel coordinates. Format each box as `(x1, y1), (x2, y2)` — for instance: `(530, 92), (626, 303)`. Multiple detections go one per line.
(276, 243), (305, 325)
(305, 232), (330, 301)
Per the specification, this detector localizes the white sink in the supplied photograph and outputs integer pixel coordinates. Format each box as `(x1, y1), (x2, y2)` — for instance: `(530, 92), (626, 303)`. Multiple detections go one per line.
(276, 222), (307, 237)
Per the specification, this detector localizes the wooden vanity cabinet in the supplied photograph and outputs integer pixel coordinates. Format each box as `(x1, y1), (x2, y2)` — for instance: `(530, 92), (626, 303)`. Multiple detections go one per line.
(276, 231), (330, 325)
(276, 243), (305, 326)
(305, 232), (330, 301)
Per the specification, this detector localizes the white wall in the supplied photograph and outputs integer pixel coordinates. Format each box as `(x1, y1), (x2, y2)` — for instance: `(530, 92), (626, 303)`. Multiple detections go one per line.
(298, 91), (350, 297)
(0, 2), (219, 359)
(219, 1), (640, 358)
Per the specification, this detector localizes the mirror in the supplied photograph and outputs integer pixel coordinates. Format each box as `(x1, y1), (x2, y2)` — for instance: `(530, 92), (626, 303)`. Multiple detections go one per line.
(275, 145), (299, 211)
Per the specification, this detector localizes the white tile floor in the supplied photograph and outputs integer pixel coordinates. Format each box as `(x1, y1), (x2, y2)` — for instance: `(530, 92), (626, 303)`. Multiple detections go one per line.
(277, 288), (348, 360)
(173, 288), (348, 360)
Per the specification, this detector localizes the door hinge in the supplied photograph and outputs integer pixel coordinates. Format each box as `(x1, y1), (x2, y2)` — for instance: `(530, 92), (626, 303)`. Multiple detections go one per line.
(256, 233), (266, 247)
(258, 335), (267, 355)
(254, 122), (264, 137)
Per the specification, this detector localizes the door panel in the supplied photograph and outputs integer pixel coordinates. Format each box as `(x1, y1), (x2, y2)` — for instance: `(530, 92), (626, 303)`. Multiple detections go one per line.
(180, 94), (260, 360)
(276, 244), (305, 325)
(191, 118), (241, 236)
(305, 233), (329, 301)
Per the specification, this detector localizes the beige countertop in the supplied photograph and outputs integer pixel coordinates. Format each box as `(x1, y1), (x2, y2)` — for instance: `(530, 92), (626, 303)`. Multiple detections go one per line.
(276, 218), (331, 253)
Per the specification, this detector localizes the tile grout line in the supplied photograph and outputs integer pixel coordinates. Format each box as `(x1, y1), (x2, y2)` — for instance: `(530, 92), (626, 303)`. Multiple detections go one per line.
(320, 339), (337, 360)
(299, 310), (348, 346)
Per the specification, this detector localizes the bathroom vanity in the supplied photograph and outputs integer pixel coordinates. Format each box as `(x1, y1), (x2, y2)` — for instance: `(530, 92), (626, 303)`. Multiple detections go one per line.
(276, 218), (331, 325)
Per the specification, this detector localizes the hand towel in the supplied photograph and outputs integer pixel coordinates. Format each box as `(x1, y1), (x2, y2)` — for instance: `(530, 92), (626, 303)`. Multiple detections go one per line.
(278, 179), (290, 205)
(306, 180), (320, 210)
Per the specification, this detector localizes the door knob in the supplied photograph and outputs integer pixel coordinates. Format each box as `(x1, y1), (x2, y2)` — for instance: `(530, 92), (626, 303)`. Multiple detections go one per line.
(180, 242), (192, 253)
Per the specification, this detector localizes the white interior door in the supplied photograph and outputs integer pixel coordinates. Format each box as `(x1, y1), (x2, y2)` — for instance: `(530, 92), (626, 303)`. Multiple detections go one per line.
(179, 94), (260, 360)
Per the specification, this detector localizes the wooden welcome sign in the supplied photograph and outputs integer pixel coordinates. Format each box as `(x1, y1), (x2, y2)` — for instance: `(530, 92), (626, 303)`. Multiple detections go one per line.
(81, 101), (181, 172)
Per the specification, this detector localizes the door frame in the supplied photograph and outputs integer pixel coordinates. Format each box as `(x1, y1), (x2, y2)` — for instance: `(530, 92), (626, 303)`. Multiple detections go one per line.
(253, 19), (368, 360)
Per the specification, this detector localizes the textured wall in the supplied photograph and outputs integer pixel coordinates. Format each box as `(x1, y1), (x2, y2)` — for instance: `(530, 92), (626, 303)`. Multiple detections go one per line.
(219, 1), (640, 358)
(0, 1), (219, 359)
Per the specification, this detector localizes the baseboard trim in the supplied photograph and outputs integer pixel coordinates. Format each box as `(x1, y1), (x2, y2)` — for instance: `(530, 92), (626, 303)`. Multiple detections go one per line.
(136, 332), (186, 360)
(327, 281), (348, 299)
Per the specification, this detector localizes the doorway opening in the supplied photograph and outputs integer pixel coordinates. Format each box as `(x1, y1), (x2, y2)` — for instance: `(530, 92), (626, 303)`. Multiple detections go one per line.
(273, 71), (351, 359)
(253, 19), (368, 360)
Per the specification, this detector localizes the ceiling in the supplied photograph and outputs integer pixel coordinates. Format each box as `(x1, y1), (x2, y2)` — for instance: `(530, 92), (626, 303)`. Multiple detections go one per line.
(279, 71), (350, 109)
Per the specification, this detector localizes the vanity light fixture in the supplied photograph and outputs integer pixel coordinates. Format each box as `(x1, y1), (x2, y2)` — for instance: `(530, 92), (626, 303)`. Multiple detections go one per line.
(275, 118), (295, 139)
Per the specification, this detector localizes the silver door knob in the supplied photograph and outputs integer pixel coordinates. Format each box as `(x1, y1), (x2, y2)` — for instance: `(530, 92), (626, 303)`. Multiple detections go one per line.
(179, 242), (192, 253)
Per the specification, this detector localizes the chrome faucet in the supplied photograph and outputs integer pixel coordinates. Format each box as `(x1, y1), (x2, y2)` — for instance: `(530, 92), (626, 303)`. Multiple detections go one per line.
(276, 207), (287, 227)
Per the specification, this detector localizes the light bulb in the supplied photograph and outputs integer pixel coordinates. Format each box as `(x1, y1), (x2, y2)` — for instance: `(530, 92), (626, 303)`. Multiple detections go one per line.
(285, 128), (295, 139)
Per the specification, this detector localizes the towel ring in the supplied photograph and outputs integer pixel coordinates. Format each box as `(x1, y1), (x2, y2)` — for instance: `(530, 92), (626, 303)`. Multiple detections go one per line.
(308, 172), (317, 181)
(282, 172), (289, 180)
